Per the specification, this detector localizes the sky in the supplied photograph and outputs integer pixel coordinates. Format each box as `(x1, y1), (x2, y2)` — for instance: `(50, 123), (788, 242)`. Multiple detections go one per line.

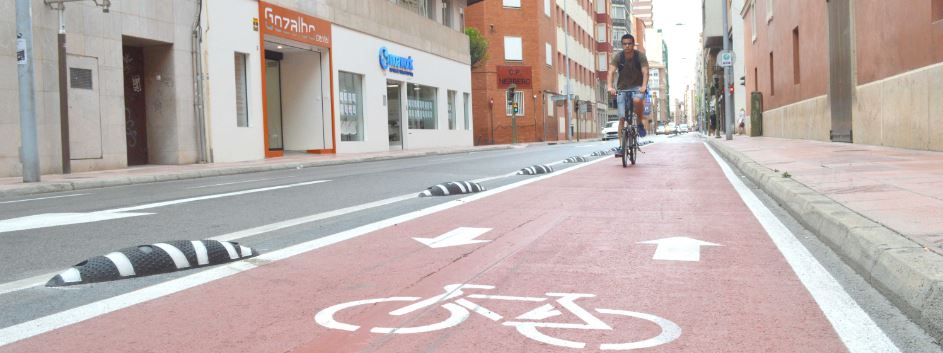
(650, 0), (704, 104)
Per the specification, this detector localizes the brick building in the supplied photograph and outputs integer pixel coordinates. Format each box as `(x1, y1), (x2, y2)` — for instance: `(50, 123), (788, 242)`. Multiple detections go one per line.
(467, 0), (606, 144)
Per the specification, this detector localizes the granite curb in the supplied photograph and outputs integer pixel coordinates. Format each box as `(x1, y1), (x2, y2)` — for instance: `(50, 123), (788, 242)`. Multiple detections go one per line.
(0, 144), (521, 198)
(706, 138), (943, 342)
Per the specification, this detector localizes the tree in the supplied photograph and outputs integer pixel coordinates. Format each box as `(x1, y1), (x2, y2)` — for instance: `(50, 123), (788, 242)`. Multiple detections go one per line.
(465, 27), (488, 67)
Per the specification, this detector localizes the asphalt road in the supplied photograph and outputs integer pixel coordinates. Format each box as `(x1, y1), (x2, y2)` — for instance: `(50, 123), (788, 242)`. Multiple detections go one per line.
(0, 135), (939, 352)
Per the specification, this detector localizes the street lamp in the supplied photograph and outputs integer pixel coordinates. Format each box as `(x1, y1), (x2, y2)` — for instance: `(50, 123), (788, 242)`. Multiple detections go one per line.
(43, 0), (112, 174)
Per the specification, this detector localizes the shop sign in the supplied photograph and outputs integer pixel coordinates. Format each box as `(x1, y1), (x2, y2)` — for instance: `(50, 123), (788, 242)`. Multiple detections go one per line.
(260, 2), (331, 48)
(378, 47), (414, 76)
(497, 66), (532, 89)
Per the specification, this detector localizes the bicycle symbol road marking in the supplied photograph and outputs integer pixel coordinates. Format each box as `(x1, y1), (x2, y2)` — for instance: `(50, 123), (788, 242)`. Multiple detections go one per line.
(315, 284), (681, 350)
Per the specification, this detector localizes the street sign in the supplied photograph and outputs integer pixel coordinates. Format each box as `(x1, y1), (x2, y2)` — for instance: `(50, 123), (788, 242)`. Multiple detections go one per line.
(717, 50), (734, 67)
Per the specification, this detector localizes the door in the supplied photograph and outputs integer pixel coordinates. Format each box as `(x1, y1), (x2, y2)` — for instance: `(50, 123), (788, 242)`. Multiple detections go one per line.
(265, 58), (284, 150)
(122, 46), (148, 165)
(387, 81), (403, 149)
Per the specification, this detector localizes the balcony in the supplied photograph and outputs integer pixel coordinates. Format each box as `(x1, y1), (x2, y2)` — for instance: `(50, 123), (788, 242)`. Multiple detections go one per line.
(612, 0), (626, 5)
(612, 17), (627, 28)
(701, 0), (723, 48)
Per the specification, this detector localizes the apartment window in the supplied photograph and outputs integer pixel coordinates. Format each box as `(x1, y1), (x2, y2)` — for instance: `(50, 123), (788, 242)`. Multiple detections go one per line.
(339, 71), (364, 141)
(504, 36), (523, 61)
(408, 83), (437, 129)
(234, 53), (249, 127)
(463, 93), (470, 130)
(597, 52), (608, 71)
(766, 0), (773, 22)
(751, 5), (757, 42)
(442, 1), (452, 27)
(596, 24), (606, 41)
(769, 52), (775, 96)
(595, 0), (605, 13)
(503, 0), (521, 8)
(546, 43), (553, 66)
(545, 0), (551, 17)
(447, 90), (457, 130)
(793, 27), (800, 84)
(612, 5), (626, 19)
(933, 0), (943, 22)
(506, 91), (524, 116)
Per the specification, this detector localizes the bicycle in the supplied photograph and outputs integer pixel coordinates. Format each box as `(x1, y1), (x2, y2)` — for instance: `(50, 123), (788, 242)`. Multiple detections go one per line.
(615, 90), (642, 167)
(315, 283), (682, 350)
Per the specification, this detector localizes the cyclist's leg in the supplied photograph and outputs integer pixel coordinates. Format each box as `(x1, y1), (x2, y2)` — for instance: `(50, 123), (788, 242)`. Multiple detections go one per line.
(632, 95), (646, 137)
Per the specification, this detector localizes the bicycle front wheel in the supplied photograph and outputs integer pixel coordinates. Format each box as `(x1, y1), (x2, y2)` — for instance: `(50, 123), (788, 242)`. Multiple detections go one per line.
(621, 130), (629, 168)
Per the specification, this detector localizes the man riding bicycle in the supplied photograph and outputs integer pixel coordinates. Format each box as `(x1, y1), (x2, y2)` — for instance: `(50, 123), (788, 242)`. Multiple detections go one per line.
(607, 34), (649, 157)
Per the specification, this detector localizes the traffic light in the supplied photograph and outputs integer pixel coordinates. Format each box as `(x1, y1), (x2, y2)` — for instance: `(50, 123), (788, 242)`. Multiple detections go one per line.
(506, 83), (516, 104)
(729, 84), (734, 95)
(512, 102), (519, 114)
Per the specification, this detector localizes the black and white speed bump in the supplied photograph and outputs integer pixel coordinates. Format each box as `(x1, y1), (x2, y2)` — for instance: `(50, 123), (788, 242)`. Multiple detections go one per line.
(564, 156), (587, 163)
(591, 150), (611, 156)
(518, 165), (553, 175)
(419, 181), (486, 197)
(46, 240), (258, 287)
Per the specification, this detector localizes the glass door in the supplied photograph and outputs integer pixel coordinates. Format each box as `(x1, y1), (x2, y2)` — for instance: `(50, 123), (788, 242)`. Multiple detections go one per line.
(265, 58), (284, 150)
(387, 81), (403, 149)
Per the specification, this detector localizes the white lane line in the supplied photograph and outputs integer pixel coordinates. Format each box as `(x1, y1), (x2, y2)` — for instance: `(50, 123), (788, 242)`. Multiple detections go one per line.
(0, 193), (418, 297)
(0, 180), (330, 234)
(0, 194), (88, 204)
(185, 177), (297, 189)
(705, 143), (901, 353)
(109, 180), (331, 213)
(0, 152), (609, 348)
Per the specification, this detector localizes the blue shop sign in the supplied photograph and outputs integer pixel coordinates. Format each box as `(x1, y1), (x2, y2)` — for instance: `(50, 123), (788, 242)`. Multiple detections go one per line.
(378, 47), (414, 76)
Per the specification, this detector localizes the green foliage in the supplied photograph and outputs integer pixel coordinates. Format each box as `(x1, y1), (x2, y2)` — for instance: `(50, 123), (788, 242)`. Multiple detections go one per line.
(782, 171), (792, 178)
(465, 27), (488, 67)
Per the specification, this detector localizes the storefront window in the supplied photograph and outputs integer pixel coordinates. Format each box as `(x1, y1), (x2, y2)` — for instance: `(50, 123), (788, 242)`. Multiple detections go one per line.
(407, 83), (437, 129)
(448, 90), (457, 130)
(463, 93), (470, 130)
(339, 71), (364, 141)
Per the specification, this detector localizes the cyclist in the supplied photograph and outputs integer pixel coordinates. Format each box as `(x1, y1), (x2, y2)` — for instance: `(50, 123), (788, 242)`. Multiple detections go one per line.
(607, 34), (649, 157)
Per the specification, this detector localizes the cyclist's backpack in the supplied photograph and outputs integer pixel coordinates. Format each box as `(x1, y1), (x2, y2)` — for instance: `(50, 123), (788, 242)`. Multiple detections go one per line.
(617, 50), (642, 73)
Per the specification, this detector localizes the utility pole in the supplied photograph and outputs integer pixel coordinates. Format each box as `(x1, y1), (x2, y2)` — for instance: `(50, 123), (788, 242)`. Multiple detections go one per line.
(563, 0), (572, 141)
(16, 0), (41, 182)
(721, 0), (734, 140)
(51, 1), (71, 174)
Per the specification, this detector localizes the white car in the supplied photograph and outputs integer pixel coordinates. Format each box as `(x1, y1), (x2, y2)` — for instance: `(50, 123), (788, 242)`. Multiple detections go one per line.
(679, 124), (689, 133)
(601, 121), (619, 140)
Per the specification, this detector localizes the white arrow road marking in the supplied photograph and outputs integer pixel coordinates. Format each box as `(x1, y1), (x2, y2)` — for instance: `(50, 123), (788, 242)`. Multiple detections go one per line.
(0, 180), (330, 234)
(637, 236), (721, 262)
(413, 227), (492, 248)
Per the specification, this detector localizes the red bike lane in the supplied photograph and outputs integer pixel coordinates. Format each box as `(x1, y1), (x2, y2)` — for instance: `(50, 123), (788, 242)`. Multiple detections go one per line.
(0, 141), (849, 353)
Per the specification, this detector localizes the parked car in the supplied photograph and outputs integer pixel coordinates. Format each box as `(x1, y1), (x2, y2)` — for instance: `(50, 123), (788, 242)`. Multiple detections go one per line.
(679, 124), (689, 133)
(601, 121), (619, 140)
(655, 124), (667, 135)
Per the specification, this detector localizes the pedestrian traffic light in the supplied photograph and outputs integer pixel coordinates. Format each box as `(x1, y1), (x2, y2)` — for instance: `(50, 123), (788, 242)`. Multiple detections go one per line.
(506, 83), (516, 104)
(729, 84), (734, 95)
(512, 102), (519, 114)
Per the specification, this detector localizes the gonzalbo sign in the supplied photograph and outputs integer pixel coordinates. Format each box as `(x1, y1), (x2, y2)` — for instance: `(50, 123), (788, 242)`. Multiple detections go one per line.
(379, 47), (415, 76)
(260, 2), (332, 48)
(497, 66), (532, 89)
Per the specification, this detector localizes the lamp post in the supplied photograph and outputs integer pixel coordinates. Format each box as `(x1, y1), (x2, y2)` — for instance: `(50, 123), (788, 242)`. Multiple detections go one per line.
(16, 0), (40, 182)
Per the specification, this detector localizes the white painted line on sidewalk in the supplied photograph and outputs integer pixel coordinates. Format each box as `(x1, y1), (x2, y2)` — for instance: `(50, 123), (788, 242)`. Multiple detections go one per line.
(0, 152), (610, 348)
(0, 194), (87, 204)
(706, 142), (901, 353)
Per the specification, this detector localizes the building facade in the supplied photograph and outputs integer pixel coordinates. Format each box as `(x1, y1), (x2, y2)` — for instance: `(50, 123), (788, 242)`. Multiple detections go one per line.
(741, 0), (943, 151)
(4, 0), (474, 178)
(203, 0), (473, 162)
(2, 0), (203, 178)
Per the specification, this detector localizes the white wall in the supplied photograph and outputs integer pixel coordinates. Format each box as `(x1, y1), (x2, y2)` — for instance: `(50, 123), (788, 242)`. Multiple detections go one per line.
(331, 25), (473, 152)
(204, 0), (265, 162)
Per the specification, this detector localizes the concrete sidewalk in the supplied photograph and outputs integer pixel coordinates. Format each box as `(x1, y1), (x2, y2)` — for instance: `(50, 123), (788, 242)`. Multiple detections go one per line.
(706, 135), (943, 342)
(0, 144), (537, 198)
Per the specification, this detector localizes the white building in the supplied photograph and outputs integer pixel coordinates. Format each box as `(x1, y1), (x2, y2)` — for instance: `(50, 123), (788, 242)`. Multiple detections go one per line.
(202, 0), (474, 162)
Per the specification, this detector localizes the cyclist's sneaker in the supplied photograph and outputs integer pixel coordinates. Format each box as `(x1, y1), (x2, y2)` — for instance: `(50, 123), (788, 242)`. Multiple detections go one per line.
(614, 147), (624, 157)
(637, 124), (647, 137)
